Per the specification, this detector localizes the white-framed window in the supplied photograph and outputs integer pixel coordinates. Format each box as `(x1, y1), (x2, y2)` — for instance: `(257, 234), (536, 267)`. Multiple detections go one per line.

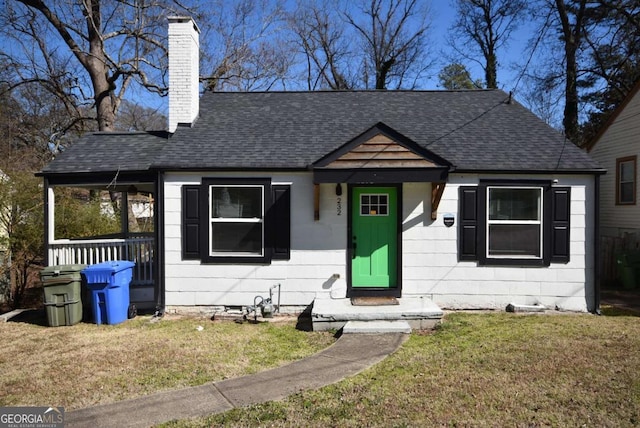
(360, 193), (389, 216)
(459, 181), (570, 266)
(616, 156), (636, 205)
(209, 185), (265, 257)
(486, 186), (543, 259)
(182, 178), (290, 263)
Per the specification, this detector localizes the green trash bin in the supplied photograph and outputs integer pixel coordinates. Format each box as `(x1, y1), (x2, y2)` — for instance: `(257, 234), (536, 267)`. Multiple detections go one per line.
(616, 252), (640, 290)
(41, 264), (86, 327)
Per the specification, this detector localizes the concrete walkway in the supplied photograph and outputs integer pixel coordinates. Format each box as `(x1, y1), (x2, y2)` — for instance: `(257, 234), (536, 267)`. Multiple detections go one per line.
(66, 333), (407, 428)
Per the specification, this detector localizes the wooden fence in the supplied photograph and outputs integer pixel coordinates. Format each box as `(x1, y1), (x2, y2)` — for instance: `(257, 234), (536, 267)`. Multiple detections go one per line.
(600, 232), (640, 287)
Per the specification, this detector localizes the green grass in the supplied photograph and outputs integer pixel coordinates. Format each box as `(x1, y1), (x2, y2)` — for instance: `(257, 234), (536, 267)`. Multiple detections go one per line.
(166, 312), (640, 427)
(0, 314), (335, 410)
(3, 311), (639, 426)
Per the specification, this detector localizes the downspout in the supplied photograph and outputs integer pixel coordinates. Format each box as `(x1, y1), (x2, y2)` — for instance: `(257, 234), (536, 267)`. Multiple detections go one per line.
(154, 170), (166, 316)
(593, 174), (601, 315)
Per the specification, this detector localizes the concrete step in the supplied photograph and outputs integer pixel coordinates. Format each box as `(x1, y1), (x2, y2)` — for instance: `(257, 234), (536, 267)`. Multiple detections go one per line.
(312, 296), (443, 332)
(342, 320), (412, 334)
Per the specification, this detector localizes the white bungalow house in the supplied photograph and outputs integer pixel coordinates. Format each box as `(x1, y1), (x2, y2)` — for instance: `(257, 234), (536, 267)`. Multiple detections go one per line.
(38, 17), (604, 327)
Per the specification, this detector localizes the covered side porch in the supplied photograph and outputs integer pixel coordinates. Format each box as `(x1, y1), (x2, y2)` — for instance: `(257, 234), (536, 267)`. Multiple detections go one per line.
(43, 171), (161, 312)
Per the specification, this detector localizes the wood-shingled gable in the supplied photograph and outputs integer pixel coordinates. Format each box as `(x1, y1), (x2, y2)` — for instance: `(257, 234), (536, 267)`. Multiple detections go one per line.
(313, 122), (450, 184)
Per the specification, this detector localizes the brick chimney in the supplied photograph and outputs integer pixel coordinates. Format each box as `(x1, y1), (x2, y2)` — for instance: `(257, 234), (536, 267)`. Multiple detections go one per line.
(168, 16), (200, 133)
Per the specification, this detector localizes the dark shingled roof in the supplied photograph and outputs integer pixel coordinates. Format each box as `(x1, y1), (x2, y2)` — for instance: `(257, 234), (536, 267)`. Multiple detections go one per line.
(42, 90), (602, 175)
(41, 131), (168, 174)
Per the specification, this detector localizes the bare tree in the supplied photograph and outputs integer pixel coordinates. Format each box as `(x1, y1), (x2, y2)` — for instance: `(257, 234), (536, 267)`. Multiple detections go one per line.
(448, 0), (528, 89)
(596, 0), (640, 33)
(201, 0), (291, 91)
(1, 0), (192, 132)
(289, 2), (352, 90)
(581, 0), (640, 100)
(520, 0), (640, 145)
(518, 0), (592, 144)
(521, 78), (564, 128)
(345, 0), (433, 89)
(115, 100), (166, 132)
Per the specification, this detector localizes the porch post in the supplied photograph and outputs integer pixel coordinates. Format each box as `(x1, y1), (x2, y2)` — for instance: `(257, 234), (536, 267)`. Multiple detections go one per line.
(155, 170), (165, 313)
(44, 183), (55, 266)
(122, 191), (129, 238)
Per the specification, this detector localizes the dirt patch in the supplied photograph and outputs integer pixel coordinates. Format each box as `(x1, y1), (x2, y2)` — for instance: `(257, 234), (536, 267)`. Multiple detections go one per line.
(601, 288), (640, 315)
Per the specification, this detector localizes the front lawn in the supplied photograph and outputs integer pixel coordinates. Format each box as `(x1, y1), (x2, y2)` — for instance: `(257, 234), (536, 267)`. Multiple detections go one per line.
(0, 313), (335, 410)
(3, 310), (639, 427)
(171, 312), (640, 427)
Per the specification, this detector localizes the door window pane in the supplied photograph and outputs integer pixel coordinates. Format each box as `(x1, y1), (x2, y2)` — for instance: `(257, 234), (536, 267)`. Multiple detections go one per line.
(360, 193), (389, 216)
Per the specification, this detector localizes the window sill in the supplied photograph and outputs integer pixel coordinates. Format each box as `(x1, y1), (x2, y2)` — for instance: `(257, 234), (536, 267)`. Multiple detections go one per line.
(201, 255), (271, 264)
(479, 258), (548, 267)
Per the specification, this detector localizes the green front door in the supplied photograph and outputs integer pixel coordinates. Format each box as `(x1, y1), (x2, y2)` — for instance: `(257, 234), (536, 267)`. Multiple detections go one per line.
(351, 186), (398, 289)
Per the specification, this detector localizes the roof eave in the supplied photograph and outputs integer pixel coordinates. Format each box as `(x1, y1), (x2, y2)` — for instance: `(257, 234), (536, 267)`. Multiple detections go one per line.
(452, 168), (607, 175)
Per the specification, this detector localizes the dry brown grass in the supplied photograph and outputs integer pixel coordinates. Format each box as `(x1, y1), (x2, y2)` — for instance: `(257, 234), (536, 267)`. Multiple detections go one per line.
(0, 312), (334, 411)
(180, 312), (640, 428)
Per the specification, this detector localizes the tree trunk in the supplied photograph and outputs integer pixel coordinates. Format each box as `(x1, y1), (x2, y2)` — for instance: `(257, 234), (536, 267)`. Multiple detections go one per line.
(563, 41), (579, 143)
(90, 68), (116, 132)
(486, 51), (498, 89)
(555, 0), (586, 144)
(84, 0), (115, 132)
(376, 59), (395, 90)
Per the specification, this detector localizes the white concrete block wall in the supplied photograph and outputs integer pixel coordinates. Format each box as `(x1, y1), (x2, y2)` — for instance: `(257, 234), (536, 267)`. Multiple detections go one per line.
(163, 172), (347, 308)
(163, 171), (595, 312)
(168, 17), (200, 133)
(401, 174), (595, 312)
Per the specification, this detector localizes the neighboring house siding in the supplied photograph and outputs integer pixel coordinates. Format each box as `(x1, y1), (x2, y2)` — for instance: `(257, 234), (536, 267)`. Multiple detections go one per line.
(164, 172), (595, 312)
(590, 89), (640, 236)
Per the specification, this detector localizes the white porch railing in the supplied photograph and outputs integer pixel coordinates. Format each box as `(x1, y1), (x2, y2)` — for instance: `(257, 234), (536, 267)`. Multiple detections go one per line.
(48, 237), (154, 286)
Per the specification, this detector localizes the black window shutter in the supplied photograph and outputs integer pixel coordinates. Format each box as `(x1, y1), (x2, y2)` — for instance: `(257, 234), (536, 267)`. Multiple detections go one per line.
(550, 187), (570, 263)
(182, 185), (201, 260)
(271, 185), (291, 260)
(459, 186), (478, 261)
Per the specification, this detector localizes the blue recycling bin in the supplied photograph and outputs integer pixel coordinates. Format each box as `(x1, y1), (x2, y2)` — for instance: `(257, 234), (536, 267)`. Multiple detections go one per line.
(82, 261), (134, 325)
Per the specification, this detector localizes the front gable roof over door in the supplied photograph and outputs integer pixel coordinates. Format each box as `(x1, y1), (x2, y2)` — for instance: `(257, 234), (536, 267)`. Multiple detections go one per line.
(313, 122), (450, 183)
